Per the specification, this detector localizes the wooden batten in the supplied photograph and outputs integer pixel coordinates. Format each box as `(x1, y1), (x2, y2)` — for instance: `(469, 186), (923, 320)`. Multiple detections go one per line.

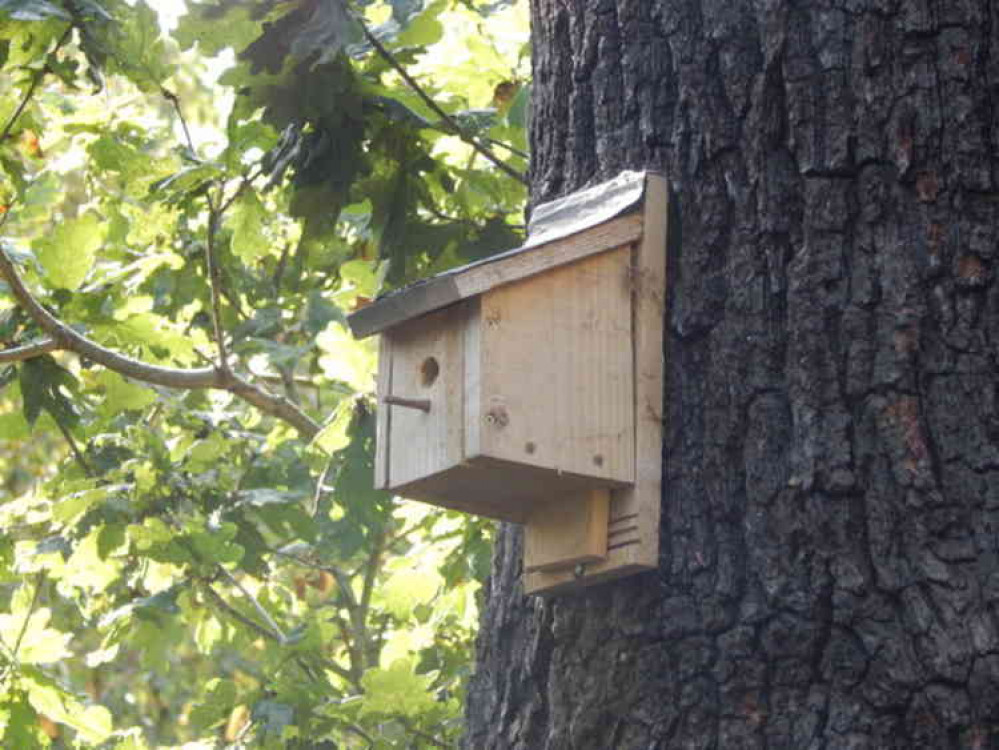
(352, 171), (669, 595)
(524, 489), (610, 573)
(523, 173), (668, 595)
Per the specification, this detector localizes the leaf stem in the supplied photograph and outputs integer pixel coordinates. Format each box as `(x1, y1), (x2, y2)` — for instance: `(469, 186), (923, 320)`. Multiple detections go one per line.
(269, 547), (358, 609)
(12, 574), (45, 658)
(161, 87), (197, 156)
(54, 419), (93, 476)
(484, 135), (528, 160)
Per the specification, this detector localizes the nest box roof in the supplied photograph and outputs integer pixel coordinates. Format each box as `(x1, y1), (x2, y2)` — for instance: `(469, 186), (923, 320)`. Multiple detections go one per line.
(346, 170), (658, 339)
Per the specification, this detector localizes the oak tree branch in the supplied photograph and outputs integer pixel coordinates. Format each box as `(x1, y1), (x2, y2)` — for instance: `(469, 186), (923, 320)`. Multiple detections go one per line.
(0, 338), (58, 364)
(0, 248), (320, 438)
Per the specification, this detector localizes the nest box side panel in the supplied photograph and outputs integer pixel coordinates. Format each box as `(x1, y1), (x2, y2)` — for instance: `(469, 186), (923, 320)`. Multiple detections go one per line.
(474, 245), (635, 485)
(383, 304), (467, 489)
(525, 173), (669, 595)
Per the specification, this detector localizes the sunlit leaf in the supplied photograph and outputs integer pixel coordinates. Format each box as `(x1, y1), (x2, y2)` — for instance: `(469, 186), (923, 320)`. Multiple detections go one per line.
(380, 563), (441, 619)
(24, 672), (113, 744)
(227, 188), (270, 261)
(313, 398), (353, 455)
(359, 659), (437, 718)
(96, 370), (158, 412)
(0, 607), (71, 664)
(316, 322), (376, 393)
(34, 211), (106, 291)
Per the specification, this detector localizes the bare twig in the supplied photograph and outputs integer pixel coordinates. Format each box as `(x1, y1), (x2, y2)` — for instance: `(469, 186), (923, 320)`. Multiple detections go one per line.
(204, 207), (230, 372)
(216, 566), (287, 644)
(161, 87), (197, 156)
(272, 242), (292, 292)
(162, 88), (238, 372)
(227, 377), (320, 437)
(311, 455), (335, 518)
(163, 89), (230, 371)
(0, 247), (321, 438)
(54, 419), (93, 476)
(0, 573), (47, 688)
(484, 135), (528, 160)
(350, 526), (388, 680)
(359, 21), (527, 186)
(0, 338), (58, 364)
(398, 718), (450, 749)
(202, 581), (355, 683)
(218, 167), (262, 216)
(12, 574), (45, 658)
(201, 581), (285, 643)
(0, 26), (73, 143)
(320, 656), (356, 684)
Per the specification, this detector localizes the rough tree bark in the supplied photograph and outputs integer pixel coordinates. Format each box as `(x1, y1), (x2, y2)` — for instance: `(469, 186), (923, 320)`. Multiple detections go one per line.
(464, 1), (999, 747)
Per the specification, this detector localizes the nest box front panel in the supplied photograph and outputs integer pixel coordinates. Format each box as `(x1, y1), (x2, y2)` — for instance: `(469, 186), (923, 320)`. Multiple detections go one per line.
(377, 304), (468, 489)
(474, 246), (635, 485)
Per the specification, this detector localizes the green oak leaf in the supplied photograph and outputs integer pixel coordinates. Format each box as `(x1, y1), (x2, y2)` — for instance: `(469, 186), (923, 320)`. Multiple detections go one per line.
(0, 608), (72, 665)
(359, 659), (437, 718)
(34, 211), (106, 290)
(97, 370), (158, 412)
(227, 188), (270, 262)
(23, 670), (113, 744)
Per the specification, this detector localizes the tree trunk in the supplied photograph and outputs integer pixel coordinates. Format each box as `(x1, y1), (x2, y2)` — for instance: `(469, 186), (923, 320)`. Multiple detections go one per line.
(464, 1), (999, 747)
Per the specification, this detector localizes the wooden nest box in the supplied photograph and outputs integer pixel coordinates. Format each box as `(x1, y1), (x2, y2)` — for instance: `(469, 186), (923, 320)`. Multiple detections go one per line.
(348, 171), (669, 594)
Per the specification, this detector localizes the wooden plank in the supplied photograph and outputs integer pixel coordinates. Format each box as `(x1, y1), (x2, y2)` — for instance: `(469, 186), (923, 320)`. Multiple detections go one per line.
(462, 299), (483, 459)
(348, 214), (642, 339)
(385, 304), (468, 488)
(524, 489), (610, 573)
(392, 456), (627, 524)
(349, 276), (461, 341)
(451, 214), (642, 310)
(374, 334), (392, 489)
(476, 245), (635, 485)
(525, 173), (669, 595)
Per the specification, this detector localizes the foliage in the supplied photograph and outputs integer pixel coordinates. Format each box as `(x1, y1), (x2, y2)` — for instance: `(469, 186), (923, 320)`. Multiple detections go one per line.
(0, 0), (527, 746)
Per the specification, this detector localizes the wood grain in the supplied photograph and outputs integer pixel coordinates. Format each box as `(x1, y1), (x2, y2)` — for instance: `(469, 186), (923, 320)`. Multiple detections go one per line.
(384, 304), (468, 488)
(525, 173), (669, 595)
(476, 245), (635, 485)
(524, 489), (610, 573)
